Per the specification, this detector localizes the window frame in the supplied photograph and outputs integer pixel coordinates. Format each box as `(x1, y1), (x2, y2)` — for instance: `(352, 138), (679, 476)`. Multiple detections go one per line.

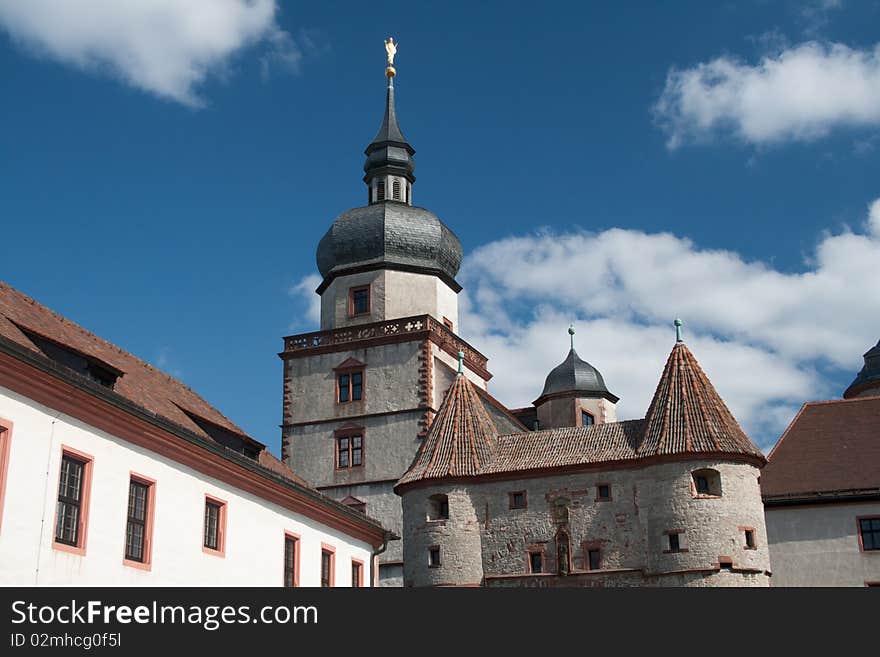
(123, 472), (156, 570)
(428, 545), (442, 568)
(0, 418), (13, 536)
(351, 558), (364, 587)
(857, 516), (880, 552)
(283, 531), (300, 587)
(595, 483), (612, 502)
(581, 409), (595, 427)
(691, 469), (723, 498)
(663, 529), (688, 554)
(527, 546), (545, 574)
(348, 285), (371, 318)
(334, 427), (365, 470)
(52, 445), (94, 556)
(336, 369), (365, 404)
(202, 494), (227, 557)
(508, 490), (527, 510)
(321, 544), (336, 587)
(740, 526), (758, 550)
(587, 548), (602, 571)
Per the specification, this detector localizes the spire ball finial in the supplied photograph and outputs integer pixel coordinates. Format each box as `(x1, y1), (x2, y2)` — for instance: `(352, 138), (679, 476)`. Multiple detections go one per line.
(457, 350), (465, 375)
(568, 324), (575, 350)
(384, 37), (397, 78)
(674, 318), (683, 342)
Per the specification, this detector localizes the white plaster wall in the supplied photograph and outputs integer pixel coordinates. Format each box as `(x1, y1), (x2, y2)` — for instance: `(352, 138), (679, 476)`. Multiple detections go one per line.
(0, 386), (374, 586)
(765, 501), (880, 586)
(319, 270), (459, 331)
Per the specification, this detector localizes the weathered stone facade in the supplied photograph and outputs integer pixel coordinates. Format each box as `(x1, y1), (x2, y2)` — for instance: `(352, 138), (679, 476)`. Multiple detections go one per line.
(401, 459), (770, 587)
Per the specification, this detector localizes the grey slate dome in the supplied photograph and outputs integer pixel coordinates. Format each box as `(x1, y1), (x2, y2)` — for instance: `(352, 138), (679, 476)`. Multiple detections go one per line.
(843, 338), (880, 399)
(536, 347), (618, 404)
(316, 202), (463, 291)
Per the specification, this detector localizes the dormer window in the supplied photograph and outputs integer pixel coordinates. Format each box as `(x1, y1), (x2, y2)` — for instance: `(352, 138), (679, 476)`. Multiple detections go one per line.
(17, 324), (122, 389)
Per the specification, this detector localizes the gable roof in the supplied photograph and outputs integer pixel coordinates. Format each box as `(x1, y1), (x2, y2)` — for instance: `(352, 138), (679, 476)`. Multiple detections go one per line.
(639, 341), (764, 460)
(761, 396), (880, 500)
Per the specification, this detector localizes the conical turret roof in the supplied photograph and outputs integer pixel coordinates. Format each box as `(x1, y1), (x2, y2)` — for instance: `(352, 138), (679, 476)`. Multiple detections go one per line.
(638, 341), (764, 460)
(363, 77), (415, 182)
(396, 373), (498, 490)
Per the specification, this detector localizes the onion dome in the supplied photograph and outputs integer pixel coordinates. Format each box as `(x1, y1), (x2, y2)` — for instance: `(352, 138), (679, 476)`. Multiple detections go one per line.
(316, 203), (462, 293)
(638, 320), (764, 461)
(534, 326), (618, 405)
(396, 354), (498, 491)
(843, 338), (880, 399)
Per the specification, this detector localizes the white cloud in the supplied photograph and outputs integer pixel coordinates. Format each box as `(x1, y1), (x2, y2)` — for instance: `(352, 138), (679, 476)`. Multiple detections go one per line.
(654, 41), (880, 148)
(288, 200), (880, 451)
(289, 274), (321, 330)
(0, 0), (299, 107)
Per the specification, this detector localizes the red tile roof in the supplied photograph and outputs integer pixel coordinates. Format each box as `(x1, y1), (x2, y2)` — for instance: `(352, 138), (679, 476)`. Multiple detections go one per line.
(639, 342), (764, 460)
(397, 373), (498, 486)
(0, 281), (310, 489)
(397, 340), (764, 490)
(761, 395), (880, 498)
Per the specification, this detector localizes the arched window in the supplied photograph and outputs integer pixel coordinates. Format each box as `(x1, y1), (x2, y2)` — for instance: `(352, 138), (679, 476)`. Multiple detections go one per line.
(427, 494), (449, 521)
(392, 178), (401, 200)
(692, 469), (722, 497)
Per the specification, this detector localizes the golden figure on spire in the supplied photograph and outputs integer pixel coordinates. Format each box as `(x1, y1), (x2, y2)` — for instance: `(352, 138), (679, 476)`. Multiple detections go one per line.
(384, 37), (397, 78)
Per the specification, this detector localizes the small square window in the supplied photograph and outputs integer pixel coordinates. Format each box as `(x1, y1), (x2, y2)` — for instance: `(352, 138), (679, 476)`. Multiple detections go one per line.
(529, 551), (543, 574)
(581, 410), (595, 426)
(509, 491), (527, 510)
(350, 286), (370, 317)
(596, 484), (611, 501)
(588, 549), (601, 571)
(428, 547), (441, 567)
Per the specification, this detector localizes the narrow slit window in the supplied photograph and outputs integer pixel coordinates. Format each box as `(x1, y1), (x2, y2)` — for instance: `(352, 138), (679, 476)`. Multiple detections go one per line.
(321, 549), (334, 587)
(529, 551), (543, 574)
(351, 561), (362, 587)
(744, 529), (756, 549)
(588, 548), (601, 571)
(428, 546), (441, 567)
(284, 535), (298, 587)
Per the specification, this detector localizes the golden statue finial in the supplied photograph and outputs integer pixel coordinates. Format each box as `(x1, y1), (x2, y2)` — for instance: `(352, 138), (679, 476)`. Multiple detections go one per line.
(384, 37), (397, 78)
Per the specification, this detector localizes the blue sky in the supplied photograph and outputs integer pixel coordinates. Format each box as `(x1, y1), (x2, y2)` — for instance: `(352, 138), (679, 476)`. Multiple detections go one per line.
(1, 0), (878, 454)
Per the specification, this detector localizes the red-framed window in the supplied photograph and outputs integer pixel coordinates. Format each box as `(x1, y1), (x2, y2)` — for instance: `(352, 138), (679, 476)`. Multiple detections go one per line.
(348, 286), (370, 317)
(336, 432), (364, 469)
(337, 370), (364, 403)
(283, 532), (300, 587)
(0, 419), (12, 536)
(53, 445), (94, 556)
(123, 473), (156, 569)
(321, 544), (336, 587)
(351, 559), (364, 587)
(203, 495), (227, 557)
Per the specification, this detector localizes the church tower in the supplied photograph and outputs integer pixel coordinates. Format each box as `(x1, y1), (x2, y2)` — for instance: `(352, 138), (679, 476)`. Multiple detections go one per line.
(279, 42), (492, 586)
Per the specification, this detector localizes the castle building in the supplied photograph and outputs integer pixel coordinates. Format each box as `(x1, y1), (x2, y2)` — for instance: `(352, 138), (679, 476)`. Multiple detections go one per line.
(282, 51), (771, 587)
(0, 282), (388, 586)
(761, 339), (880, 586)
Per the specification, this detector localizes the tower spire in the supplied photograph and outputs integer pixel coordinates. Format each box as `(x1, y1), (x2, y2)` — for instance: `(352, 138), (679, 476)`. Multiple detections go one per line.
(364, 37), (415, 204)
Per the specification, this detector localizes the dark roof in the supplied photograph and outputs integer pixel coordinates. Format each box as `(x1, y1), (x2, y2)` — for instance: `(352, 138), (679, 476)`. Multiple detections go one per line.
(761, 396), (880, 498)
(536, 348), (617, 404)
(364, 78), (415, 183)
(396, 340), (764, 490)
(315, 202), (463, 291)
(0, 281), (309, 490)
(844, 338), (880, 399)
(397, 373), (498, 487)
(639, 341), (764, 460)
